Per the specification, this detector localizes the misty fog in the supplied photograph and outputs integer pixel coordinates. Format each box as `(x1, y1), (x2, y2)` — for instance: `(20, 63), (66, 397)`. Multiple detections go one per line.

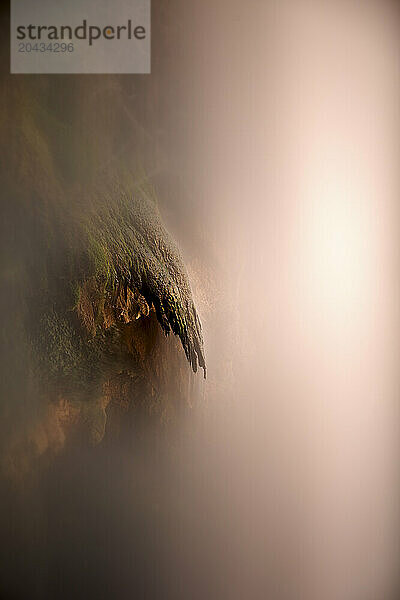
(1, 1), (400, 599)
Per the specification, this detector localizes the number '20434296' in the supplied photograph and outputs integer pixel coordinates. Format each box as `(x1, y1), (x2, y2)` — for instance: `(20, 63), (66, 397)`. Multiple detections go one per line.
(18, 42), (74, 52)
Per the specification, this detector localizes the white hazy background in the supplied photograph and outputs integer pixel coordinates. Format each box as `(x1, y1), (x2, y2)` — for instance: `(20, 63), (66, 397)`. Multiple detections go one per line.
(164, 1), (400, 598)
(2, 2), (398, 599)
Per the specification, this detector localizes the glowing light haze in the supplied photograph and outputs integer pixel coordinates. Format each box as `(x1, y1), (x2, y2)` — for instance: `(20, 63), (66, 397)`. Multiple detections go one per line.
(172, 1), (400, 598)
(1, 2), (400, 599)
